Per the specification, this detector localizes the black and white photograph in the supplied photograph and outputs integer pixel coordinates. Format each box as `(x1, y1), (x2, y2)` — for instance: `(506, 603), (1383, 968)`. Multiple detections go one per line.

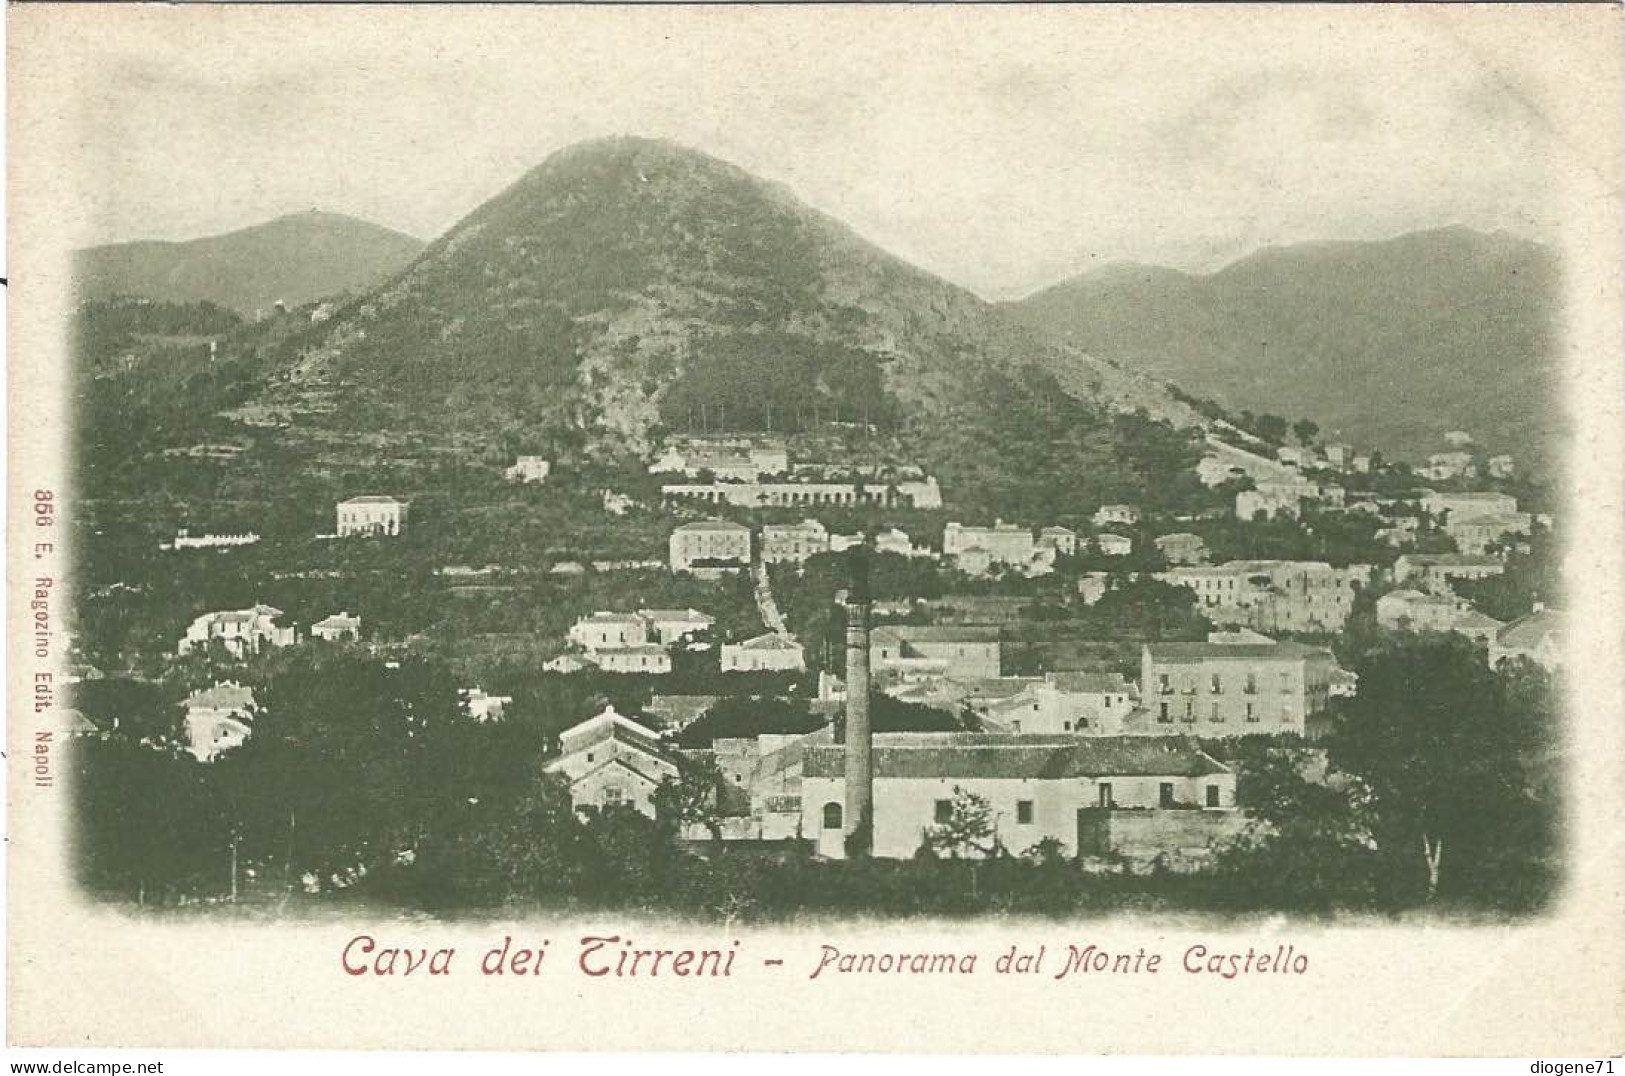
(7, 2), (1623, 1056)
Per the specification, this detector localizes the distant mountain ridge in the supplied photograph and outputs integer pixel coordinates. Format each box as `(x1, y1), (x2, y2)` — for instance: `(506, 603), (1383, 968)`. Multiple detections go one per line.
(112, 136), (1203, 524)
(1008, 225), (1563, 469)
(73, 211), (425, 315)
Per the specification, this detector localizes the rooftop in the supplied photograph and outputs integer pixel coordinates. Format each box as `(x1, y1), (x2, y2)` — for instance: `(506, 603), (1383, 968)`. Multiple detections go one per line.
(872, 625), (1002, 645)
(1496, 608), (1562, 649)
(340, 495), (404, 505)
(804, 736), (1229, 780)
(674, 519), (751, 534)
(1144, 641), (1332, 663)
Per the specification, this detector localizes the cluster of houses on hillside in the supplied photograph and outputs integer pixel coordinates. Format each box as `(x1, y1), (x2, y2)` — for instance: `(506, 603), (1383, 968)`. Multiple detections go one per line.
(137, 418), (1561, 872)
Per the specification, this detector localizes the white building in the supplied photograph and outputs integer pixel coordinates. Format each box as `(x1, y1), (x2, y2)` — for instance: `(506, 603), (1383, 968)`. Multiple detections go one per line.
(943, 521), (1037, 575)
(568, 612), (649, 651)
(1446, 512), (1534, 556)
(720, 633), (806, 673)
(594, 645), (673, 675)
(1141, 637), (1338, 736)
(1092, 504), (1140, 527)
(979, 672), (1138, 736)
(545, 706), (684, 815)
(1158, 560), (1371, 633)
(504, 456), (551, 484)
(669, 520), (752, 573)
(310, 611), (361, 642)
(337, 496), (408, 537)
(760, 519), (829, 564)
(1422, 490), (1519, 523)
(462, 687), (513, 722)
(182, 682), (257, 762)
(178, 604), (298, 658)
(638, 608), (715, 645)
(801, 734), (1238, 861)
(1037, 526), (1079, 557)
(1096, 533), (1133, 557)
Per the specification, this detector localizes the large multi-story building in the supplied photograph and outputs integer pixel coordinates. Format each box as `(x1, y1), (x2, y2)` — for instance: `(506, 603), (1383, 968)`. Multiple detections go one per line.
(1140, 637), (1337, 736)
(760, 519), (830, 564)
(1445, 512), (1534, 556)
(1158, 560), (1371, 633)
(337, 495), (409, 537)
(669, 520), (752, 573)
(1421, 490), (1519, 523)
(942, 521), (1037, 575)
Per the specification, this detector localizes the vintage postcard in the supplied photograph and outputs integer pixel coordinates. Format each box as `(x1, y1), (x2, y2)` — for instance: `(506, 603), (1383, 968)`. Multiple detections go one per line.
(7, 2), (1624, 1055)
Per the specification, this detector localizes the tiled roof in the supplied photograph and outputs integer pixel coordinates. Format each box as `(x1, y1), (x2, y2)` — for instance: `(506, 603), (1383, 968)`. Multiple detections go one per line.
(1400, 553), (1502, 567)
(675, 519), (750, 533)
(341, 495), (403, 505)
(579, 611), (646, 624)
(734, 633), (802, 650)
(1145, 641), (1330, 662)
(1048, 672), (1132, 694)
(1496, 609), (1562, 649)
(638, 608), (713, 621)
(872, 625), (1001, 645)
(803, 736), (1228, 780)
(183, 683), (256, 713)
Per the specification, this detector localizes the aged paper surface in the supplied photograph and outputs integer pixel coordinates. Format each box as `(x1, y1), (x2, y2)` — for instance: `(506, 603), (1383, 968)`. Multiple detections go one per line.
(7, 2), (1624, 1054)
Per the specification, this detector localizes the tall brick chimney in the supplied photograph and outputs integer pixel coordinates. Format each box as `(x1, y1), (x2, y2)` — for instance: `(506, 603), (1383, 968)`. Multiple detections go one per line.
(843, 543), (873, 854)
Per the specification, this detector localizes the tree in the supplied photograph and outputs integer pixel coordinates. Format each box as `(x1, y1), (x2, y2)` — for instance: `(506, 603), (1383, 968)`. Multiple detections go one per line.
(652, 756), (725, 845)
(923, 786), (998, 859)
(1292, 418), (1320, 448)
(1327, 634), (1559, 908)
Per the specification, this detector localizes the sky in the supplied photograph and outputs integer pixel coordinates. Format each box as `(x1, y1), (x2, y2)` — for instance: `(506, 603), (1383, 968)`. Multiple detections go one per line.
(41, 5), (1584, 300)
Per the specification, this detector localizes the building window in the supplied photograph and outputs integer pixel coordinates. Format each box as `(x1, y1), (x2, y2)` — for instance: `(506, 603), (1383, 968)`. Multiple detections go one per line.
(1183, 700), (1194, 722)
(934, 800), (954, 824)
(1098, 783), (1113, 808)
(1210, 673), (1222, 694)
(1159, 782), (1176, 808)
(1016, 800), (1034, 825)
(822, 802), (842, 830)
(1245, 673), (1258, 695)
(1158, 701), (1171, 723)
(1206, 785), (1221, 808)
(1211, 702), (1222, 722)
(1280, 671), (1292, 693)
(1062, 721), (1072, 732)
(1158, 674), (1172, 695)
(603, 785), (625, 808)
(1246, 702), (1257, 722)
(1011, 720), (1022, 733)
